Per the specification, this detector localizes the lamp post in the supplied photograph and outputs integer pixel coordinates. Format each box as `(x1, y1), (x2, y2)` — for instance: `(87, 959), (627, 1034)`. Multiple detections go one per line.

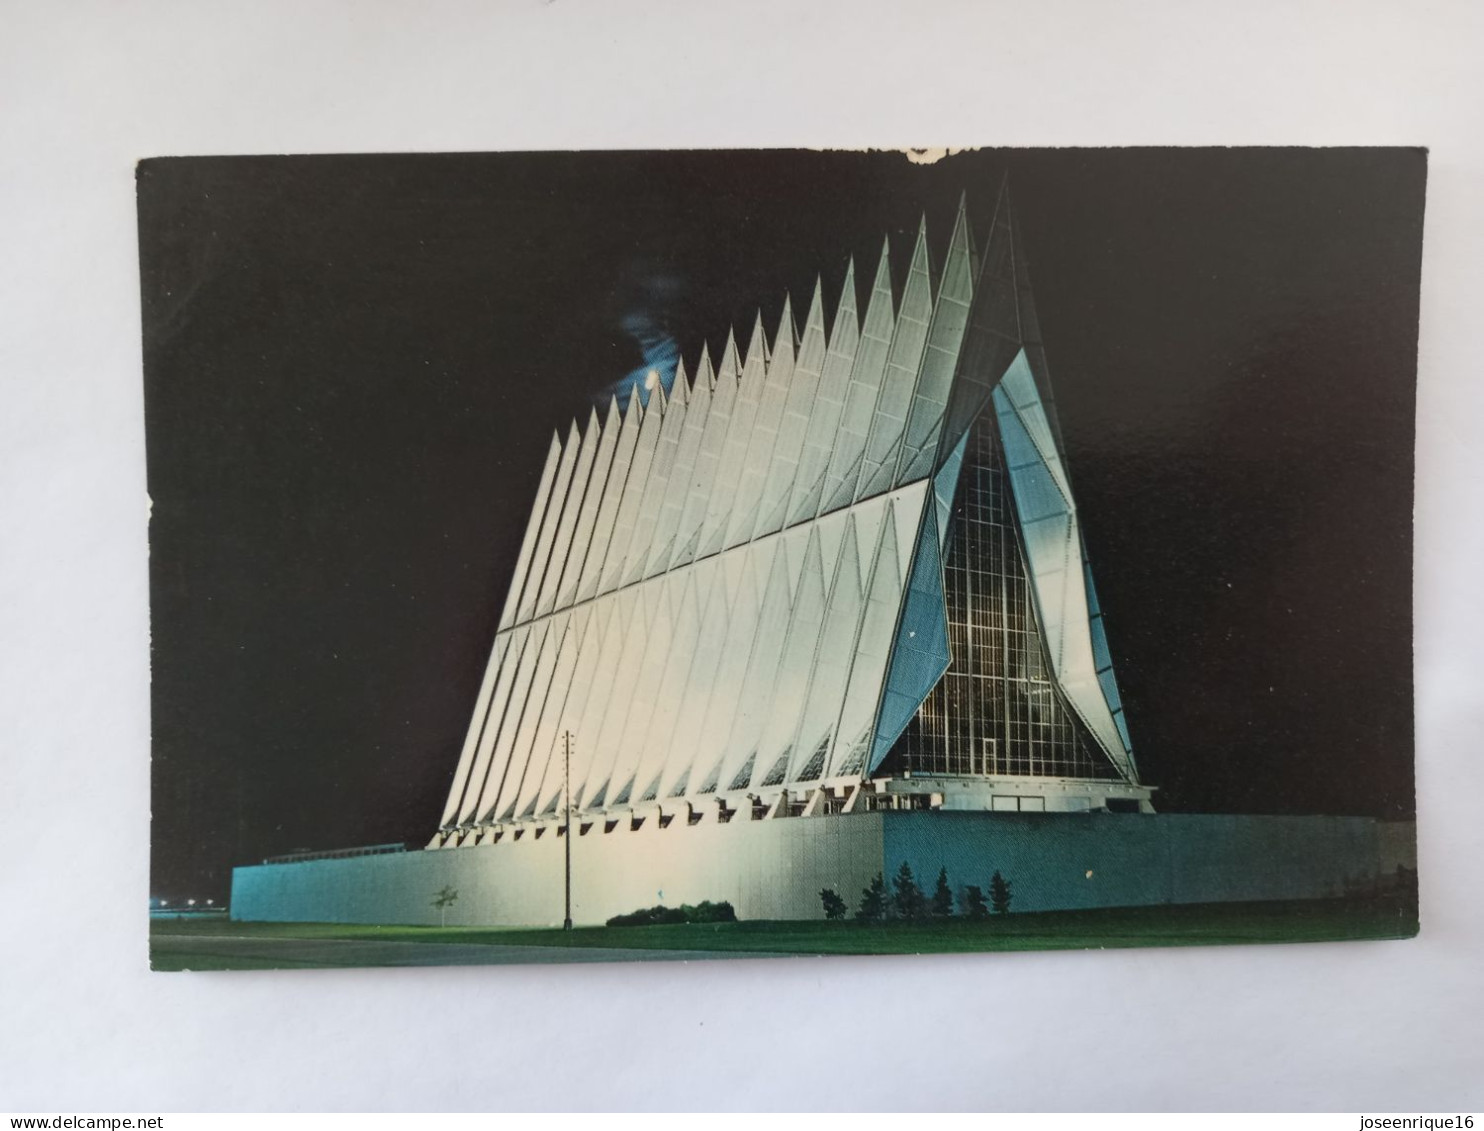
(563, 729), (573, 931)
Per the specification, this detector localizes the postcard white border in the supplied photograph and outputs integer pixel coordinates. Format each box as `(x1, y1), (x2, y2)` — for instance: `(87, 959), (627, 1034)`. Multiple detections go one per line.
(1, 0), (1480, 1112)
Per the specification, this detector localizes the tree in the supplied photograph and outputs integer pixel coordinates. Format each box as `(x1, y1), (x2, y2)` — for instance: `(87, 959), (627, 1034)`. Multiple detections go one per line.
(931, 867), (955, 918)
(431, 885), (459, 928)
(989, 870), (1013, 915)
(963, 884), (989, 920)
(856, 874), (887, 924)
(892, 861), (927, 922)
(820, 888), (848, 921)
(690, 900), (736, 923)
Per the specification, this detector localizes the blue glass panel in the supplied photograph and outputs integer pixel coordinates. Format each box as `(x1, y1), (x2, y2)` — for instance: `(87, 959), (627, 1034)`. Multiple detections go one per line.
(1089, 601), (1114, 673)
(1084, 557), (1128, 729)
(868, 508), (952, 771)
(994, 387), (1068, 522)
(933, 430), (969, 547)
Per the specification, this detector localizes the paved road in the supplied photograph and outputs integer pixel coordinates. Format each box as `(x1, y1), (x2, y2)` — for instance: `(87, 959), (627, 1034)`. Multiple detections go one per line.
(152, 933), (800, 969)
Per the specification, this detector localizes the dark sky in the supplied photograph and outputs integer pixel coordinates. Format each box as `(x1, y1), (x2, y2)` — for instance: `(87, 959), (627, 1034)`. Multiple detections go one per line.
(138, 148), (1425, 903)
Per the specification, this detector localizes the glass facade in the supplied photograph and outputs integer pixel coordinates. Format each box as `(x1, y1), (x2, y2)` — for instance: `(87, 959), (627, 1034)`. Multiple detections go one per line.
(883, 405), (1119, 781)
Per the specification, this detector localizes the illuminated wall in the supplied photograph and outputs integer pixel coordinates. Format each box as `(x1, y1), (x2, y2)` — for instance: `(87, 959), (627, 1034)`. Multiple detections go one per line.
(235, 811), (1409, 927)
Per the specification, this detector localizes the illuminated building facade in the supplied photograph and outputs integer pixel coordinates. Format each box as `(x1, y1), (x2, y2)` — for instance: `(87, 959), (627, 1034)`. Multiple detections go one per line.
(428, 184), (1150, 854)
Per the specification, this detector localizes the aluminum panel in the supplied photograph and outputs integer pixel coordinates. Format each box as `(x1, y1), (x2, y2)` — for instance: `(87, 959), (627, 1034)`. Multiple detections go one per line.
(897, 198), (975, 485)
(536, 408), (601, 615)
(497, 432), (562, 630)
(515, 422), (579, 623)
(756, 281), (826, 539)
(821, 243), (895, 515)
(856, 219), (934, 501)
(787, 261), (860, 525)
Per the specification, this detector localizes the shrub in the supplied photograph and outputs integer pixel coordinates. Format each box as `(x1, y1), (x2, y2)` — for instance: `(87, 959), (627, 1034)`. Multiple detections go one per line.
(605, 900), (735, 927)
(606, 905), (687, 927)
(820, 888), (848, 920)
(688, 899), (737, 923)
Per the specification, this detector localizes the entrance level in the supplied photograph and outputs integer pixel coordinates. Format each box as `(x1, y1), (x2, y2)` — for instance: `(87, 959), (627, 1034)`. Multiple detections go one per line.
(862, 773), (1156, 815)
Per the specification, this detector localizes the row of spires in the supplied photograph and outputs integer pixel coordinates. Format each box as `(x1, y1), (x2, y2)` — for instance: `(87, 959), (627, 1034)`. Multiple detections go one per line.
(618, 193), (979, 421)
(496, 189), (1000, 634)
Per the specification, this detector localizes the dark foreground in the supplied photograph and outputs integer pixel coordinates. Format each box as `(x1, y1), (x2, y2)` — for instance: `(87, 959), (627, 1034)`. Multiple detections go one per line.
(150, 893), (1417, 971)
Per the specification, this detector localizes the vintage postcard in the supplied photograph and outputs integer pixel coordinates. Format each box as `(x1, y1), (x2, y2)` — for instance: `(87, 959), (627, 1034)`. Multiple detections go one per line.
(139, 148), (1424, 969)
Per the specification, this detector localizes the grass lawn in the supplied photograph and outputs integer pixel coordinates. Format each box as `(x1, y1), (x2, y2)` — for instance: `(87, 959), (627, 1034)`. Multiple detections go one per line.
(150, 893), (1417, 970)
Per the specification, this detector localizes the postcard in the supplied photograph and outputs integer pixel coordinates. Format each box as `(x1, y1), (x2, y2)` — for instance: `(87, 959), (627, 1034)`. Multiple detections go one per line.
(139, 148), (1424, 969)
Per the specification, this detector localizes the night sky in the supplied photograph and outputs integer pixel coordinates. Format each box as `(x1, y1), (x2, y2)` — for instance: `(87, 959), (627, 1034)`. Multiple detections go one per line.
(137, 149), (1425, 904)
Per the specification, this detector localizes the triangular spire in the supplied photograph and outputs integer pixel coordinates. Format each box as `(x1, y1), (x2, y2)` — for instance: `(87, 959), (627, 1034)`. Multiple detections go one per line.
(819, 238), (896, 516)
(764, 301), (796, 391)
(742, 311), (768, 380)
(914, 213), (935, 299)
(852, 216), (934, 503)
(805, 278), (824, 332)
(891, 193), (976, 487)
(930, 195), (974, 335)
(937, 177), (1023, 449)
(494, 428), (566, 633)
(872, 235), (894, 315)
(911, 214), (931, 286)
(797, 276), (827, 375)
(717, 329), (741, 386)
(673, 355), (690, 407)
(686, 351), (712, 420)
(773, 294), (797, 359)
(829, 257), (859, 346)
(695, 343), (715, 390)
(948, 192), (973, 281)
(955, 190), (979, 281)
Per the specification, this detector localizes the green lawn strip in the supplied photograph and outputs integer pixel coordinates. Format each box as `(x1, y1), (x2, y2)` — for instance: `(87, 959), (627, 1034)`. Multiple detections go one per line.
(150, 896), (1415, 959)
(150, 947), (337, 971)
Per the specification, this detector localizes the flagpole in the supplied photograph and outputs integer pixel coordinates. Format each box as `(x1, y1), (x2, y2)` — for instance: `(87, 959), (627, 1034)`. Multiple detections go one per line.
(563, 729), (573, 931)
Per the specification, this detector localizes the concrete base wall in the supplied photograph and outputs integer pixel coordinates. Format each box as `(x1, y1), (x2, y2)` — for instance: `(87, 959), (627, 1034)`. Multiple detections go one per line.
(884, 811), (1412, 914)
(232, 810), (884, 928)
(230, 811), (1415, 927)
